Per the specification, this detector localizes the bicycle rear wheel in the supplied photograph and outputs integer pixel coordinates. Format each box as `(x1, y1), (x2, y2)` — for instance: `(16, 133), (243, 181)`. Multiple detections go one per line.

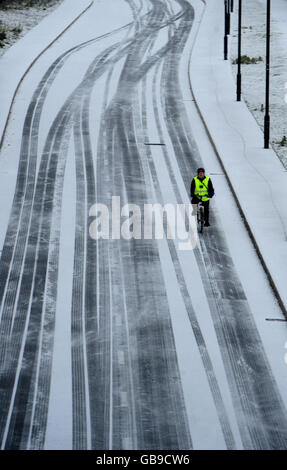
(199, 205), (204, 233)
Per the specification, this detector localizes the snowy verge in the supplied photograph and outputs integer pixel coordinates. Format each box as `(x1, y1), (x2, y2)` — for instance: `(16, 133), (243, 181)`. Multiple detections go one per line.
(190, 0), (287, 317)
(0, 0), (93, 149)
(230, 0), (287, 168)
(0, 1), (64, 58)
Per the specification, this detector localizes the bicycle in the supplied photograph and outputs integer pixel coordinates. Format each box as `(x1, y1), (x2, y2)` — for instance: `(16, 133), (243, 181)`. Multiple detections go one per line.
(197, 200), (205, 234)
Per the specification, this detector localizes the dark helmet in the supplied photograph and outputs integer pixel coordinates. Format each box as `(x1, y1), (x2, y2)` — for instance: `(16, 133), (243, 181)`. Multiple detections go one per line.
(197, 167), (205, 174)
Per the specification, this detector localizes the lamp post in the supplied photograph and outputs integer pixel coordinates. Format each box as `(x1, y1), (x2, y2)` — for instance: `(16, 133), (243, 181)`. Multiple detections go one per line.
(227, 0), (231, 35)
(236, 0), (242, 101)
(224, 0), (228, 59)
(264, 0), (271, 149)
(224, 1), (234, 60)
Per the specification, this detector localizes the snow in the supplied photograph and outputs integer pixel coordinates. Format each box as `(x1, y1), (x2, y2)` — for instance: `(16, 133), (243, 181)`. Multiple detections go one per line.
(0, 0), (287, 451)
(0, 0), (93, 149)
(230, 0), (287, 167)
(144, 51), (241, 447)
(0, 0), (64, 58)
(188, 53), (287, 429)
(190, 0), (287, 426)
(191, 0), (287, 316)
(44, 133), (75, 450)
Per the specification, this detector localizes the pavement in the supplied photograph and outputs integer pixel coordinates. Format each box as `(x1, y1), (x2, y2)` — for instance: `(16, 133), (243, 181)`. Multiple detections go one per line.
(190, 0), (287, 317)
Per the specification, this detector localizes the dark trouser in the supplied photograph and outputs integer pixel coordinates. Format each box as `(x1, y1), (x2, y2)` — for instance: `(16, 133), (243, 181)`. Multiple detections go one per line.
(191, 197), (210, 223)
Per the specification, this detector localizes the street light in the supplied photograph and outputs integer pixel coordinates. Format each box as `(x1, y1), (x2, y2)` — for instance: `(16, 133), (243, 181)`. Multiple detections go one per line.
(264, 0), (271, 149)
(227, 0), (231, 35)
(224, 0), (228, 60)
(224, 0), (233, 59)
(236, 0), (242, 101)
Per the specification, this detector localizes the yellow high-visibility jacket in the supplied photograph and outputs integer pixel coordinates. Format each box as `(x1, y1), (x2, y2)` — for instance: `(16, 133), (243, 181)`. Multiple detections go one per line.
(193, 176), (210, 202)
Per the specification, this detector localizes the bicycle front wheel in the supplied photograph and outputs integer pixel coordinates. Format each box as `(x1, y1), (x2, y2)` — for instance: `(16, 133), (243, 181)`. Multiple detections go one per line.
(199, 205), (204, 233)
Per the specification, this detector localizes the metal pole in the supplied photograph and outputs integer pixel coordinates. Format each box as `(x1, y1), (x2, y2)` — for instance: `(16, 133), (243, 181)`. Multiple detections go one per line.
(224, 0), (228, 59)
(237, 0), (242, 101)
(264, 0), (271, 148)
(227, 0), (231, 35)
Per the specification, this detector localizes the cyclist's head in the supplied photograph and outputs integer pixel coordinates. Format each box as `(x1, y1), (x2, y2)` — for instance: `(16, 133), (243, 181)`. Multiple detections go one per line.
(197, 167), (205, 176)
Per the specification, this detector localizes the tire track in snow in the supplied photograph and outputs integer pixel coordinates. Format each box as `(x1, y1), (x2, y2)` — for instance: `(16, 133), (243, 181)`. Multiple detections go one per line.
(143, 32), (236, 449)
(92, 0), (192, 449)
(199, 225), (287, 449)
(2, 107), (72, 449)
(70, 0), (167, 449)
(2, 0), (285, 451)
(0, 18), (143, 449)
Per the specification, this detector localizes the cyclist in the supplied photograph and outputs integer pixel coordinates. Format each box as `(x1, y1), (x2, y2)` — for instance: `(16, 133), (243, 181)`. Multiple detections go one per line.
(190, 168), (214, 227)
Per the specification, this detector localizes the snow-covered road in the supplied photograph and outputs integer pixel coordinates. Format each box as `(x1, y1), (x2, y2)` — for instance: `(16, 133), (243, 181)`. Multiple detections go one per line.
(0, 0), (287, 450)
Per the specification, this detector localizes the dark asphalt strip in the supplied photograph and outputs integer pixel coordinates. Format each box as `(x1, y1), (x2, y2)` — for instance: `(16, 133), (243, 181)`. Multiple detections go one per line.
(28, 129), (72, 450)
(72, 118), (89, 450)
(93, 124), (112, 449)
